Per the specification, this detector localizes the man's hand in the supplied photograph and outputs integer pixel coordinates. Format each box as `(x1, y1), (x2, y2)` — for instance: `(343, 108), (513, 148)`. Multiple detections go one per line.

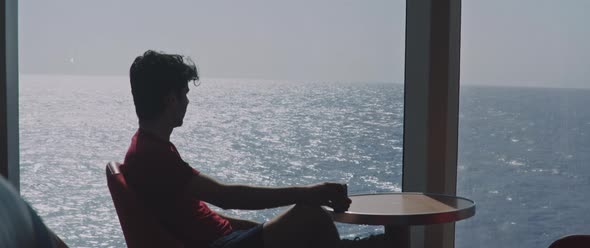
(303, 183), (351, 212)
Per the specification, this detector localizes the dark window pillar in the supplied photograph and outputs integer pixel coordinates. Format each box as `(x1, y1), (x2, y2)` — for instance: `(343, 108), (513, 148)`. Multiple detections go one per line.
(402, 0), (461, 247)
(0, 0), (19, 191)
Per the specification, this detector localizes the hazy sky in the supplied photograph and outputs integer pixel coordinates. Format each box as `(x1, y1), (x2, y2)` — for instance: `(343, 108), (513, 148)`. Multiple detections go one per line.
(461, 0), (590, 88)
(20, 0), (589, 87)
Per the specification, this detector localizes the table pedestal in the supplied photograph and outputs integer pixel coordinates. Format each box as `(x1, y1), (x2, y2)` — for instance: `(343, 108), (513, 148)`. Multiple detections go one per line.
(385, 225), (410, 248)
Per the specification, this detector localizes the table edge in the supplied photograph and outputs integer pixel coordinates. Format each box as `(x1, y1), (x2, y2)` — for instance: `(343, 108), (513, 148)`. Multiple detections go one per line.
(326, 192), (476, 226)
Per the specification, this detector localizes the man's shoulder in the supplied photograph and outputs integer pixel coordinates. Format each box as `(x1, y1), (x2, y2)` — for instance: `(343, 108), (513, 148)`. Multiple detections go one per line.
(123, 137), (172, 170)
(127, 131), (176, 157)
(123, 144), (176, 168)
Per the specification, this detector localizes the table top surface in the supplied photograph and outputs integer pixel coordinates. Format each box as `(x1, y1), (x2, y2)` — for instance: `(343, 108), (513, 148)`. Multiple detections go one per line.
(325, 192), (476, 226)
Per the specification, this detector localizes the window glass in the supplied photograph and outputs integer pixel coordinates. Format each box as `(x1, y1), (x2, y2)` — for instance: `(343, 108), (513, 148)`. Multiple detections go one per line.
(19, 1), (405, 246)
(457, 1), (590, 247)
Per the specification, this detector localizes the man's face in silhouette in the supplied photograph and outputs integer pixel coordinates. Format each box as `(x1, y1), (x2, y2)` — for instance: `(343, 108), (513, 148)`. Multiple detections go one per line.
(173, 86), (190, 127)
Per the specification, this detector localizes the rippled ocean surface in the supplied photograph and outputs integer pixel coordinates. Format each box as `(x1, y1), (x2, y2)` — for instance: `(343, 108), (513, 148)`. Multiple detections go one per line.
(19, 75), (590, 247)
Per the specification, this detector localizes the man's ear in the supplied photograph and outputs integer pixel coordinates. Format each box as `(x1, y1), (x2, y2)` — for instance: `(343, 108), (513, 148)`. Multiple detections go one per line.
(165, 91), (177, 105)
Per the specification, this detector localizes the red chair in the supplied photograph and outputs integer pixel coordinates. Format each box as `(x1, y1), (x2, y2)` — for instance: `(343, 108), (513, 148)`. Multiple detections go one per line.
(548, 235), (590, 248)
(106, 161), (184, 248)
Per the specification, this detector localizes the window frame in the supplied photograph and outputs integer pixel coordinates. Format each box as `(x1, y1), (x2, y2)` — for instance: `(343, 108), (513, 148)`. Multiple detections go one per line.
(401, 1), (461, 247)
(0, 0), (20, 191)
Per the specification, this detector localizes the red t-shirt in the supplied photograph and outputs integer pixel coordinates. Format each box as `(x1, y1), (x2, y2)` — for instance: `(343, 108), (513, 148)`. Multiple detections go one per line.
(121, 129), (233, 247)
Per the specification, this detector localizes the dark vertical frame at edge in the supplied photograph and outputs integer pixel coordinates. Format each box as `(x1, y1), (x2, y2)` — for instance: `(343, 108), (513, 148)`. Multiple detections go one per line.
(0, 0), (19, 191)
(402, 0), (461, 247)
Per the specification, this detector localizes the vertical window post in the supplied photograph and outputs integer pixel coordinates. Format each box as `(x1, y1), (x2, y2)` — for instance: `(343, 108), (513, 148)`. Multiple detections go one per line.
(402, 0), (461, 247)
(0, 0), (19, 191)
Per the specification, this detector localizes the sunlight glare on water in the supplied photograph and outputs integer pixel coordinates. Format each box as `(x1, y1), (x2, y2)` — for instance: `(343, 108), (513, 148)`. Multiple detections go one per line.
(19, 75), (403, 247)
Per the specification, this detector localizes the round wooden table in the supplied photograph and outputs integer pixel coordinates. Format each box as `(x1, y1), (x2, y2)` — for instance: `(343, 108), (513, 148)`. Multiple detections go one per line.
(325, 192), (476, 248)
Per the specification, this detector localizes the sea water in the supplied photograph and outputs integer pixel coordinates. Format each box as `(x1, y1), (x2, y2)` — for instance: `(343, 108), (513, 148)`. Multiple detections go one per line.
(18, 75), (590, 247)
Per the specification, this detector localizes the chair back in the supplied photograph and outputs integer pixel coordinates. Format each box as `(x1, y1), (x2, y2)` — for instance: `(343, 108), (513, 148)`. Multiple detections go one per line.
(548, 235), (590, 248)
(106, 161), (184, 248)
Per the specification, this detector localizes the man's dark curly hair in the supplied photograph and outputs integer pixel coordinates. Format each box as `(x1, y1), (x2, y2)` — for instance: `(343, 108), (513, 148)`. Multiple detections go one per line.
(129, 50), (199, 121)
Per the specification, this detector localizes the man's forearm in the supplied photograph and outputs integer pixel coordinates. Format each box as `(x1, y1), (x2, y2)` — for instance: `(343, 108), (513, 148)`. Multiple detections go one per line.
(191, 174), (349, 211)
(212, 184), (308, 210)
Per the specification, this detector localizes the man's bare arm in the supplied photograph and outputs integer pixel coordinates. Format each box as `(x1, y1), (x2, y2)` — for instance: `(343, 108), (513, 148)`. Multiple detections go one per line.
(186, 173), (350, 211)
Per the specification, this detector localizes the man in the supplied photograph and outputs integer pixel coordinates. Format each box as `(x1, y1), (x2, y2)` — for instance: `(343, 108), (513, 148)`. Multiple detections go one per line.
(121, 50), (353, 248)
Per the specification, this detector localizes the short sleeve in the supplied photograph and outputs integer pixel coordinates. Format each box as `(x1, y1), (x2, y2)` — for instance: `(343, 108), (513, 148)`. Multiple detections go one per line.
(123, 150), (197, 206)
(144, 155), (195, 197)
